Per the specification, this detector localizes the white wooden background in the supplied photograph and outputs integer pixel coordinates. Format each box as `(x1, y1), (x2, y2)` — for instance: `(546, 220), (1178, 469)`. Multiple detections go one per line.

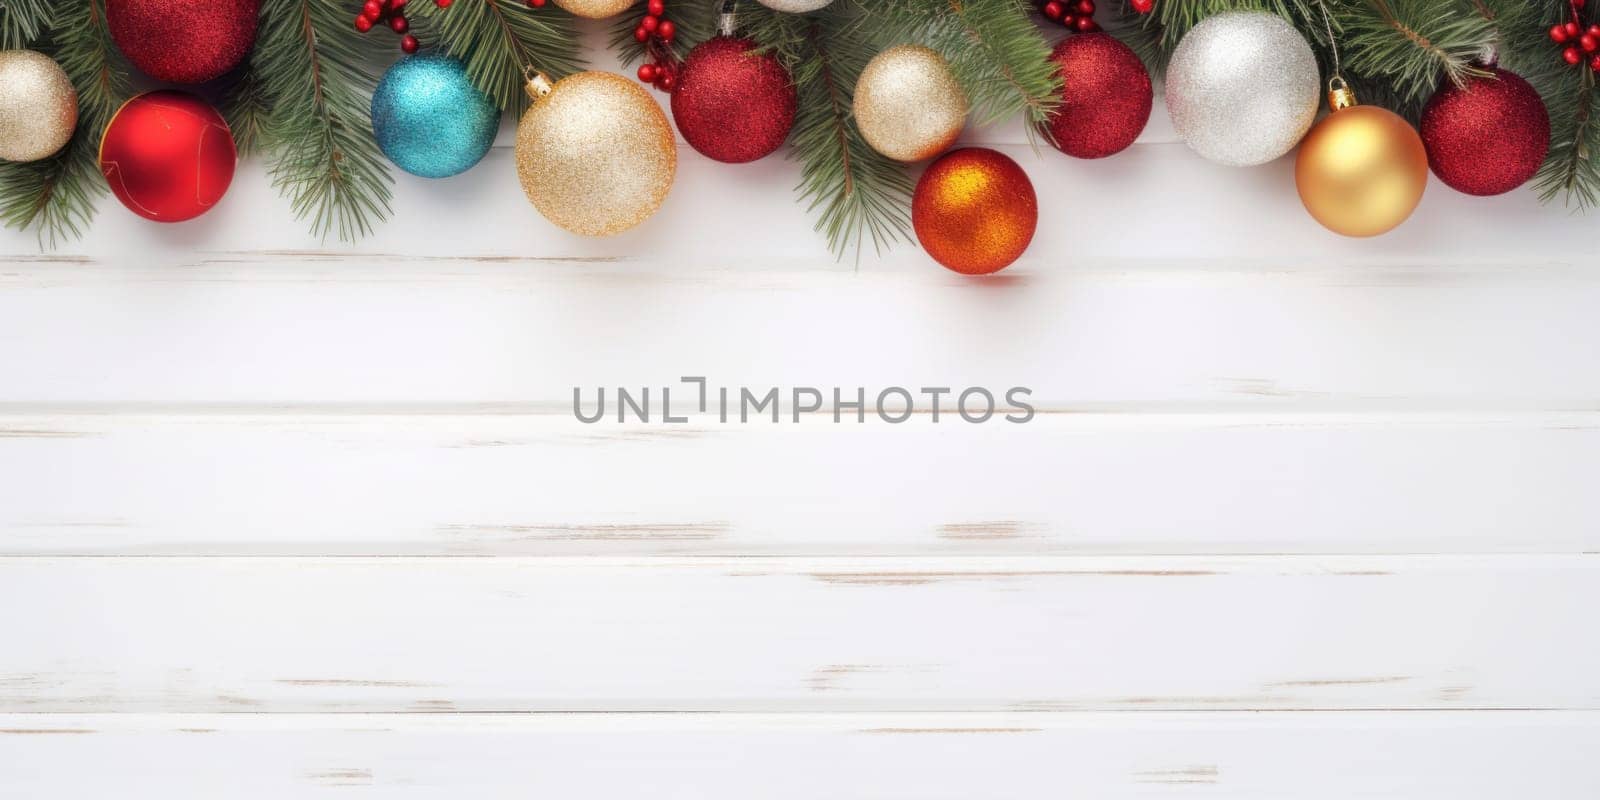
(2, 22), (1598, 797)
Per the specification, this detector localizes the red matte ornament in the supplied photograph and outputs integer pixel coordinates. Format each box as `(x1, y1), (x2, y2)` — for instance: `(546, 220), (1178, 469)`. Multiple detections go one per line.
(108, 0), (260, 84)
(1043, 33), (1152, 159)
(100, 91), (237, 223)
(671, 36), (797, 163)
(1420, 67), (1550, 196)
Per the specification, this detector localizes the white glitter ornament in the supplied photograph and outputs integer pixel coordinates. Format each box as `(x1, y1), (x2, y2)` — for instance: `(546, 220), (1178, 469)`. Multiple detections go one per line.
(755, 0), (834, 12)
(1165, 11), (1320, 167)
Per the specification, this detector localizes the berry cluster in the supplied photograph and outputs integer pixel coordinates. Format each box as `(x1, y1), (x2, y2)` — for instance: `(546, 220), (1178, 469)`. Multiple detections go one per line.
(1550, 1), (1600, 71)
(354, 0), (420, 53)
(1037, 0), (1101, 32)
(1035, 0), (1151, 32)
(631, 0), (680, 92)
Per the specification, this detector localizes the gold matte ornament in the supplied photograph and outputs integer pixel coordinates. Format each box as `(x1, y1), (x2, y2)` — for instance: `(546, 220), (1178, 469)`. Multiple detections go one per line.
(0, 50), (79, 163)
(853, 44), (967, 162)
(551, 0), (634, 18)
(1295, 81), (1427, 237)
(515, 71), (676, 237)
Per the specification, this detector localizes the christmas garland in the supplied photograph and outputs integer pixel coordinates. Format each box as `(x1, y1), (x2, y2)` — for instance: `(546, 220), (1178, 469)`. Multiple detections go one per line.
(0, 0), (1588, 269)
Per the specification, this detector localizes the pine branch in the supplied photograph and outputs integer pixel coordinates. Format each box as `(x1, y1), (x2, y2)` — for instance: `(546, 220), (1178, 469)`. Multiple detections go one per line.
(409, 0), (584, 113)
(1341, 0), (1496, 106)
(0, 0), (129, 248)
(223, 67), (274, 158)
(0, 0), (52, 49)
(251, 0), (394, 241)
(745, 4), (915, 258)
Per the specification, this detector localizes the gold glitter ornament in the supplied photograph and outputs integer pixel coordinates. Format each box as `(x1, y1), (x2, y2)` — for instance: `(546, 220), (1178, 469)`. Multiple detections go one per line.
(551, 0), (634, 18)
(515, 71), (676, 237)
(0, 50), (79, 163)
(853, 45), (967, 162)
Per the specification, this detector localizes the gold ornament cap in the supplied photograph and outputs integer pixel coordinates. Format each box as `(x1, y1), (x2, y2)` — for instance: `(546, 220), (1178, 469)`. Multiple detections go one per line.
(1326, 76), (1357, 112)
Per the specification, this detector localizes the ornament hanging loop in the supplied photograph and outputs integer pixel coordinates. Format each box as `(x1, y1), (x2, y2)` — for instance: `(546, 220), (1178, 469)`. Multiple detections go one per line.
(1327, 76), (1356, 111)
(718, 0), (737, 36)
(523, 68), (554, 102)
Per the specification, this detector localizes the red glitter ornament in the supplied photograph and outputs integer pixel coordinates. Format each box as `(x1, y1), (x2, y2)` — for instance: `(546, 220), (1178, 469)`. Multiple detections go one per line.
(913, 148), (1038, 275)
(671, 36), (797, 163)
(100, 91), (237, 222)
(108, 0), (260, 84)
(1420, 67), (1550, 196)
(1043, 33), (1152, 159)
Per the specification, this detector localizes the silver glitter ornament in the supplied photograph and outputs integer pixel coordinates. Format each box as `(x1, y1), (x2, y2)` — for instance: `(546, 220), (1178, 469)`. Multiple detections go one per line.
(1165, 11), (1320, 167)
(755, 0), (834, 12)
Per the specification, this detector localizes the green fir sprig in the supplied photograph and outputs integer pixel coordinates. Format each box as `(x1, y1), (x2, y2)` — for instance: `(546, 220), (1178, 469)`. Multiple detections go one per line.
(246, 0), (395, 241)
(409, 0), (584, 113)
(0, 0), (129, 247)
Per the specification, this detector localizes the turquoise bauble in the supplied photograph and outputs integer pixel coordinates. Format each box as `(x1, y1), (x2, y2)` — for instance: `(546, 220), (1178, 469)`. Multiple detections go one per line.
(371, 54), (499, 178)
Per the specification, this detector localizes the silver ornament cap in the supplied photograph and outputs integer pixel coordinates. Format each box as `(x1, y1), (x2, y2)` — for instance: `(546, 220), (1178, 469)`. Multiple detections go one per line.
(755, 0), (834, 12)
(1165, 11), (1320, 167)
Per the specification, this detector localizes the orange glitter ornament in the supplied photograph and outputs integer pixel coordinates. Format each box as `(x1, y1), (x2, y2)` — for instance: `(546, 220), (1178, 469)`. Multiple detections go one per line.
(912, 148), (1037, 275)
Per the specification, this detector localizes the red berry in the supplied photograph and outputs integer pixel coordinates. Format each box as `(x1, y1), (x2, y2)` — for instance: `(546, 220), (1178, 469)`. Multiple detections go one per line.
(634, 25), (649, 42)
(354, 14), (372, 31)
(637, 63), (658, 82)
(530, 0), (546, 6)
(1552, 25), (1571, 43)
(1075, 0), (1093, 14)
(1567, 21), (1582, 38)
(362, 0), (381, 16)
(1582, 34), (1598, 52)
(434, 0), (451, 7)
(640, 14), (659, 32)
(391, 0), (407, 8)
(659, 73), (675, 91)
(1074, 16), (1096, 32)
(392, 15), (409, 32)
(401, 34), (418, 53)
(1592, 54), (1600, 71)
(1130, 0), (1153, 11)
(1041, 1), (1062, 19)
(658, 19), (676, 41)
(647, 0), (665, 14)
(1565, 46), (1583, 65)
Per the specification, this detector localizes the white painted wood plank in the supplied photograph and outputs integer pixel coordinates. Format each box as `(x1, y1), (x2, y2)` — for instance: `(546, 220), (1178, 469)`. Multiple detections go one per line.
(2, 555), (1594, 712)
(2, 711), (1596, 798)
(2, 137), (1594, 266)
(0, 412), (1595, 555)
(0, 259), (1595, 406)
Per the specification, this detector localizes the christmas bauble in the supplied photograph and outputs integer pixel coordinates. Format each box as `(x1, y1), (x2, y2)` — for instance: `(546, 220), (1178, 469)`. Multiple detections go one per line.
(854, 45), (967, 162)
(1420, 67), (1550, 196)
(0, 50), (78, 163)
(755, 0), (834, 11)
(672, 37), (796, 163)
(552, 0), (633, 18)
(1165, 11), (1319, 166)
(913, 148), (1037, 275)
(108, 0), (261, 83)
(99, 90), (236, 222)
(1296, 88), (1427, 237)
(371, 54), (499, 179)
(516, 71), (676, 236)
(1044, 33), (1151, 159)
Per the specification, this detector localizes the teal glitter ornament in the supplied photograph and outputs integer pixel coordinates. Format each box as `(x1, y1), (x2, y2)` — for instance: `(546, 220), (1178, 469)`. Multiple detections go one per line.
(371, 54), (499, 179)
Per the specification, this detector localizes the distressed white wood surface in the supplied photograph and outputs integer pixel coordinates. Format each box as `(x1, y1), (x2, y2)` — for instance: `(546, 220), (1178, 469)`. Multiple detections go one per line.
(2, 712), (1597, 797)
(3, 555), (1596, 712)
(2, 20), (1597, 796)
(0, 412), (1595, 555)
